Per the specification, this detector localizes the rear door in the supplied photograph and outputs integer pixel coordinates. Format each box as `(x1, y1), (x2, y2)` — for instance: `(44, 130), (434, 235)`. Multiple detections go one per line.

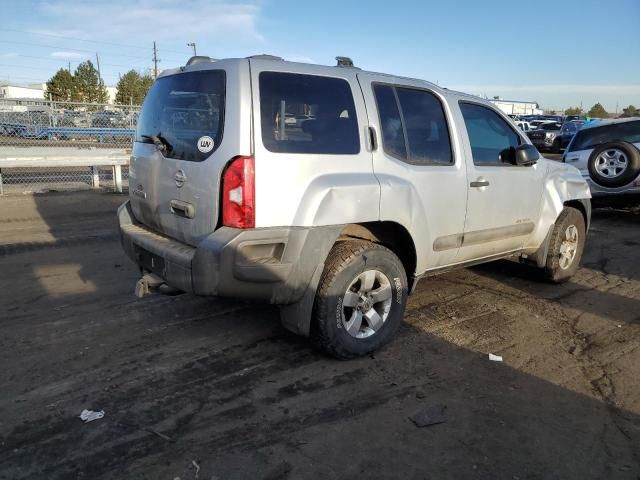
(129, 60), (252, 246)
(356, 73), (468, 271)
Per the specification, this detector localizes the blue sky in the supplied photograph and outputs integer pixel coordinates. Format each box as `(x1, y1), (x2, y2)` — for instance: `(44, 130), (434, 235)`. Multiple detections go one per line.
(2, 0), (639, 111)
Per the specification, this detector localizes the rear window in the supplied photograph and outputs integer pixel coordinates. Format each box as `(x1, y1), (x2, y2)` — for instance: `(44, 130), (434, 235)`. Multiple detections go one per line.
(569, 120), (640, 151)
(136, 70), (225, 161)
(259, 72), (360, 154)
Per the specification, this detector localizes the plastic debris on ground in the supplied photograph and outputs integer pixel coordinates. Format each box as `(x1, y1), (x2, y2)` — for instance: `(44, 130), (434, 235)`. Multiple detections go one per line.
(79, 409), (105, 423)
(409, 403), (447, 428)
(488, 353), (503, 362)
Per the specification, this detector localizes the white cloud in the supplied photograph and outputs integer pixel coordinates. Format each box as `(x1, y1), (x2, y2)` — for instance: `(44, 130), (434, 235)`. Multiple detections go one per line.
(50, 51), (88, 59)
(37, 0), (264, 45)
(0, 53), (19, 58)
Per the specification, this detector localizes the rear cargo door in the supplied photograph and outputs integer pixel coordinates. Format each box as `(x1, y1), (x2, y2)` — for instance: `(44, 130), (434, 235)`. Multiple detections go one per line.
(129, 60), (251, 246)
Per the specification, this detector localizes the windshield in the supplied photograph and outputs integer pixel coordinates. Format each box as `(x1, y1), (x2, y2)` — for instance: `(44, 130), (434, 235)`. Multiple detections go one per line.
(540, 122), (562, 131)
(136, 70), (225, 161)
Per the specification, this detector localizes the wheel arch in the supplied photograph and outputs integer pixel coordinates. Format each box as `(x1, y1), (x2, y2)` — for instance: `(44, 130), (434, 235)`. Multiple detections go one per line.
(338, 221), (418, 292)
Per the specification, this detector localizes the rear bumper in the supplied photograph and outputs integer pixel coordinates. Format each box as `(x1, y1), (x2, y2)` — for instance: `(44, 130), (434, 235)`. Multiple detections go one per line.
(118, 201), (341, 305)
(581, 173), (640, 197)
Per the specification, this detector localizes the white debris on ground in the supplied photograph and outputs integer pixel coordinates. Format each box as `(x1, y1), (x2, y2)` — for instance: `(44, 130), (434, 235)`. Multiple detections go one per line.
(79, 409), (105, 423)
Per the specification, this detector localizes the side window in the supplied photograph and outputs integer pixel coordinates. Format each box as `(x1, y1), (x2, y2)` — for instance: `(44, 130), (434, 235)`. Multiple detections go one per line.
(616, 121), (640, 144)
(373, 84), (407, 160)
(259, 72), (360, 154)
(459, 103), (521, 165)
(373, 84), (453, 165)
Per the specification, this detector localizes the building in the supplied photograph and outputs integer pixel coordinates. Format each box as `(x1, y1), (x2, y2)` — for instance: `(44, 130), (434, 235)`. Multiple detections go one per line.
(0, 81), (118, 103)
(0, 82), (45, 100)
(490, 98), (543, 116)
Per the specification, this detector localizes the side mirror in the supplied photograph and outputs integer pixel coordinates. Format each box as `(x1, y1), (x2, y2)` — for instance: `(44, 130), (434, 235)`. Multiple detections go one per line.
(513, 144), (540, 166)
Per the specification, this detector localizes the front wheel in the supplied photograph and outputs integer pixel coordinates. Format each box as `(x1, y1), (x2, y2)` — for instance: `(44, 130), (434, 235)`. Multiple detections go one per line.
(544, 207), (586, 283)
(312, 240), (408, 358)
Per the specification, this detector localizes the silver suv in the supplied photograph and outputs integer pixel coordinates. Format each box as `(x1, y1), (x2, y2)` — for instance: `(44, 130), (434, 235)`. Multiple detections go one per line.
(119, 55), (591, 358)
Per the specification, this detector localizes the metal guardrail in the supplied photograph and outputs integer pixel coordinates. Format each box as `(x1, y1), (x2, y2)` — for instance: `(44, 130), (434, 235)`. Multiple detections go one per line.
(0, 99), (137, 194)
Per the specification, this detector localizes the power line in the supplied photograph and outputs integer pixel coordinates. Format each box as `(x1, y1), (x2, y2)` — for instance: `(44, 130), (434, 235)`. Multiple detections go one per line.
(1, 28), (189, 55)
(0, 39), (185, 62)
(3, 53), (149, 69)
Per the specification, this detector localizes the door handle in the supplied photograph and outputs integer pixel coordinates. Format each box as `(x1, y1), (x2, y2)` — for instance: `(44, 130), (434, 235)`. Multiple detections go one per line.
(470, 179), (490, 188)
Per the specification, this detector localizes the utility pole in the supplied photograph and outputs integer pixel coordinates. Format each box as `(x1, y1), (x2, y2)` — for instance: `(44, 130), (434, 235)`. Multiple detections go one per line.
(187, 42), (197, 56)
(68, 61), (71, 72)
(95, 53), (101, 79)
(152, 41), (159, 78)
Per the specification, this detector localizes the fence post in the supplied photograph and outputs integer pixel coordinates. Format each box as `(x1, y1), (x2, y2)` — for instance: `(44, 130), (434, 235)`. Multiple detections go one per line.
(91, 166), (100, 189)
(113, 165), (123, 193)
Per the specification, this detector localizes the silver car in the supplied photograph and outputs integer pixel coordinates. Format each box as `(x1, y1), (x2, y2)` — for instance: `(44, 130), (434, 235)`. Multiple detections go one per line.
(119, 55), (591, 357)
(563, 118), (640, 203)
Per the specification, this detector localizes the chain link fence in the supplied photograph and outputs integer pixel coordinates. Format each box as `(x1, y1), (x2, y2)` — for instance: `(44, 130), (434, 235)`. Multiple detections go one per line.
(0, 99), (138, 195)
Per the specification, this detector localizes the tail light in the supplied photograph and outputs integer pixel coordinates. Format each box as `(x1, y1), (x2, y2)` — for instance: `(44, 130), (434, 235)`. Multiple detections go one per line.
(222, 156), (255, 228)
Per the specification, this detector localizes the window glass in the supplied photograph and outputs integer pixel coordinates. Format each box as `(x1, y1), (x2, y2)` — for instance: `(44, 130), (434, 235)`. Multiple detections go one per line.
(373, 84), (407, 160)
(459, 103), (521, 165)
(396, 88), (452, 165)
(373, 84), (452, 165)
(136, 70), (225, 162)
(562, 123), (577, 134)
(571, 121), (640, 151)
(259, 72), (359, 154)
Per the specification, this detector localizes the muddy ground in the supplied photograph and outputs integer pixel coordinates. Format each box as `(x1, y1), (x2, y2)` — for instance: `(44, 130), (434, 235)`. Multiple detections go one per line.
(0, 191), (639, 480)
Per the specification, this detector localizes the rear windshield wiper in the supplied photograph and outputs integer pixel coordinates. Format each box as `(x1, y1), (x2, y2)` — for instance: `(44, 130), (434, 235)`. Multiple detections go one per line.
(140, 133), (173, 153)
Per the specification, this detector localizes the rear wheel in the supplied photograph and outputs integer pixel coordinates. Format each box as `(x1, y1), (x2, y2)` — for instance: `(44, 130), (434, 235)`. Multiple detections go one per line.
(312, 240), (408, 358)
(544, 207), (586, 283)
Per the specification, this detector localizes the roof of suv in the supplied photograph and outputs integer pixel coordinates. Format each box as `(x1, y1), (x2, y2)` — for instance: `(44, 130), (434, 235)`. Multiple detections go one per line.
(158, 55), (487, 105)
(580, 117), (640, 130)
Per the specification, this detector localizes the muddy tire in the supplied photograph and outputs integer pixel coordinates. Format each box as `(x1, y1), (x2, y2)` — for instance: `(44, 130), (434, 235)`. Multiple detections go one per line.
(312, 240), (408, 359)
(544, 207), (586, 283)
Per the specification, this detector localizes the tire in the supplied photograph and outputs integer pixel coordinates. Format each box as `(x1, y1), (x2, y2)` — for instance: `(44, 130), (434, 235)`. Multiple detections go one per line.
(312, 240), (408, 359)
(544, 207), (586, 283)
(552, 138), (562, 154)
(588, 141), (640, 188)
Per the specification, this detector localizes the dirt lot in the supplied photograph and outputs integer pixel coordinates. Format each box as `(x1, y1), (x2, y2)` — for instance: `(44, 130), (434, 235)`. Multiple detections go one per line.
(0, 191), (639, 480)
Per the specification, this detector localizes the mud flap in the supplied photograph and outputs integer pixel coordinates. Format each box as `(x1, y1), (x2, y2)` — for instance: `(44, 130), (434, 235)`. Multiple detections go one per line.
(279, 263), (324, 336)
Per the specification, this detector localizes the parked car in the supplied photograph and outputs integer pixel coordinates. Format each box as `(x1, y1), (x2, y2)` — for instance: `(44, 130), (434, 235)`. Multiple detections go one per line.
(119, 55), (591, 357)
(528, 121), (563, 152)
(529, 120), (555, 130)
(557, 121), (584, 150)
(565, 115), (586, 122)
(563, 118), (640, 204)
(516, 120), (531, 132)
(91, 111), (128, 128)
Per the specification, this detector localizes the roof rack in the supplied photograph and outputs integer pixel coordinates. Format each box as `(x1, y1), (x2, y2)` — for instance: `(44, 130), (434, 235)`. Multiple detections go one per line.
(186, 56), (215, 66)
(335, 56), (356, 68)
(248, 54), (284, 61)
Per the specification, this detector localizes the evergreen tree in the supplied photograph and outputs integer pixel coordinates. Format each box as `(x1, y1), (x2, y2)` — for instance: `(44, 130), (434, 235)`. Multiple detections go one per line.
(74, 61), (108, 103)
(564, 106), (584, 116)
(44, 68), (77, 102)
(115, 70), (154, 105)
(587, 103), (608, 119)
(620, 105), (639, 118)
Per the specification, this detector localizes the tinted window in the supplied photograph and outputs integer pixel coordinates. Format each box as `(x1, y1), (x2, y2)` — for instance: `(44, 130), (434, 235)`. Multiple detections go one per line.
(137, 70), (225, 162)
(541, 122), (562, 131)
(561, 123), (577, 134)
(373, 84), (452, 165)
(373, 85), (407, 159)
(459, 103), (521, 165)
(570, 120), (640, 151)
(259, 72), (359, 154)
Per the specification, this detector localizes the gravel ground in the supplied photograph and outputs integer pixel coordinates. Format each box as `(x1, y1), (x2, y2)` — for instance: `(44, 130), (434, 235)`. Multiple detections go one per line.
(0, 191), (638, 480)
